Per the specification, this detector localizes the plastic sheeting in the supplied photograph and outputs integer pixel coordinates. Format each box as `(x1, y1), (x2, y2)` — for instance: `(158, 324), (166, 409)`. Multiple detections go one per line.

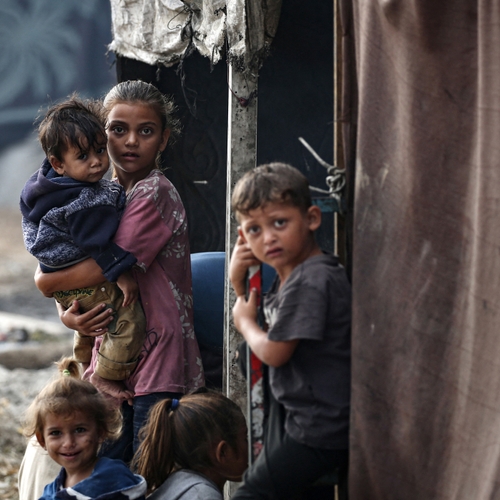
(344, 1), (500, 498)
(109, 0), (192, 67)
(108, 0), (281, 72)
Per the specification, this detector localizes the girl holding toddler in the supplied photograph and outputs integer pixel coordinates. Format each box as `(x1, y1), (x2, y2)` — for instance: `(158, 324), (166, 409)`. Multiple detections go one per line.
(35, 80), (205, 462)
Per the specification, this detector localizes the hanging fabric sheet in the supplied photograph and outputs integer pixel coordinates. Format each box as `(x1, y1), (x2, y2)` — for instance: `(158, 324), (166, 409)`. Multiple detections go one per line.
(108, 0), (282, 72)
(344, 1), (500, 498)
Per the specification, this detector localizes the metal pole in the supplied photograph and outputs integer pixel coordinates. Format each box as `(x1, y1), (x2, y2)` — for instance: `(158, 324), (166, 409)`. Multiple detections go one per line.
(333, 0), (346, 264)
(223, 59), (259, 499)
(333, 0), (339, 256)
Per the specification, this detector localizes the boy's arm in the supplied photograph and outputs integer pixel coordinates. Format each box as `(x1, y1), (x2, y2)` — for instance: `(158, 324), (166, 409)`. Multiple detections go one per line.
(233, 289), (299, 367)
(34, 260), (104, 297)
(229, 234), (261, 297)
(68, 205), (137, 283)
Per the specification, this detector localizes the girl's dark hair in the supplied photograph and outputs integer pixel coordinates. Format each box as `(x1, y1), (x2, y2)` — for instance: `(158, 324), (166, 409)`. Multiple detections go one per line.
(37, 93), (107, 161)
(232, 162), (312, 218)
(103, 80), (181, 144)
(23, 357), (122, 442)
(132, 388), (246, 494)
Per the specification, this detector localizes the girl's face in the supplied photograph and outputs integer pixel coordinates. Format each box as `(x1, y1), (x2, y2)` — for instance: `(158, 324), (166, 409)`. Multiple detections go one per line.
(37, 411), (102, 487)
(106, 102), (170, 186)
(207, 421), (249, 492)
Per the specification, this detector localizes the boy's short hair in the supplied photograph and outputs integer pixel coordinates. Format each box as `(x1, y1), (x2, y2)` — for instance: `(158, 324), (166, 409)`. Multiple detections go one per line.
(37, 94), (106, 161)
(232, 162), (312, 218)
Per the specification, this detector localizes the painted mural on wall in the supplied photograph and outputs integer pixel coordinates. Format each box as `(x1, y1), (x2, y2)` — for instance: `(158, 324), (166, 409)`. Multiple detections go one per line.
(0, 0), (115, 152)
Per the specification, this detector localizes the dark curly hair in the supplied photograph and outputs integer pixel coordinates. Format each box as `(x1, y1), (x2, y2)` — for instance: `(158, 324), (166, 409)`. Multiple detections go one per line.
(37, 93), (107, 161)
(232, 162), (312, 219)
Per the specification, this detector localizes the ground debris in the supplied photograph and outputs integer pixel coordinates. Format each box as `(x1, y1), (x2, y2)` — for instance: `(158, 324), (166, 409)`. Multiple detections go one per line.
(0, 456), (19, 500)
(0, 365), (58, 500)
(0, 209), (72, 498)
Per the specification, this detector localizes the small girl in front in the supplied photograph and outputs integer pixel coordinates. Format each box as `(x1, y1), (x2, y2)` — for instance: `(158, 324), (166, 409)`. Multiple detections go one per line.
(23, 357), (146, 500)
(132, 389), (248, 500)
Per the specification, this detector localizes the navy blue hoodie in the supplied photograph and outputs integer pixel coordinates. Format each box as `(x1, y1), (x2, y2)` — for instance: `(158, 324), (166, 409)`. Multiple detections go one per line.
(20, 158), (136, 283)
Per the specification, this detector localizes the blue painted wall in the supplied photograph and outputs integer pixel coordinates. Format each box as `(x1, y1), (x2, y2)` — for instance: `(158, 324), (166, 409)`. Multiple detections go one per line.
(0, 0), (115, 152)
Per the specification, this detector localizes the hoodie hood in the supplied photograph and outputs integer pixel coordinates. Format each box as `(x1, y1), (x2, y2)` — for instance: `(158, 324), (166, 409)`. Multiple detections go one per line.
(20, 158), (93, 223)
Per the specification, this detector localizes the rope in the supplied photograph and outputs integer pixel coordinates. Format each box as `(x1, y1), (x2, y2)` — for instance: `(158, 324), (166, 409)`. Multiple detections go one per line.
(298, 137), (346, 211)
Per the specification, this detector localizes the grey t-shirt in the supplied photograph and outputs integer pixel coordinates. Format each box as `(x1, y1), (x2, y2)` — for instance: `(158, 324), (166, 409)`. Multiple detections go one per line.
(264, 253), (351, 450)
(148, 470), (222, 500)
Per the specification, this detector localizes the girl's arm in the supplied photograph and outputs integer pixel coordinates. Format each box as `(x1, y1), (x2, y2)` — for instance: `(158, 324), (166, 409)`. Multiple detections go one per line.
(34, 259), (105, 297)
(232, 289), (299, 367)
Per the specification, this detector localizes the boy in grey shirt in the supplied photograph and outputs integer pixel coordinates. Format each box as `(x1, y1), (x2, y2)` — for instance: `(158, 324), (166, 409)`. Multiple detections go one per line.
(230, 162), (351, 499)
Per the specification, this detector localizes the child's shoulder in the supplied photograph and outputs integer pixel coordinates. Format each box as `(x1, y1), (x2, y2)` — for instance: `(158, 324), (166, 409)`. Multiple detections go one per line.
(75, 179), (125, 210)
(292, 253), (349, 290)
(274, 253), (351, 312)
(304, 252), (340, 269)
(76, 458), (146, 499)
(95, 456), (129, 471)
(128, 170), (183, 206)
(268, 254), (350, 317)
(92, 458), (144, 484)
(150, 470), (221, 500)
(93, 457), (142, 480)
(97, 178), (124, 193)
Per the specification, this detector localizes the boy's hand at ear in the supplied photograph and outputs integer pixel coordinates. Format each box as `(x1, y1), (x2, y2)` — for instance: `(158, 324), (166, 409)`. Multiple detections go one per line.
(229, 234), (260, 297)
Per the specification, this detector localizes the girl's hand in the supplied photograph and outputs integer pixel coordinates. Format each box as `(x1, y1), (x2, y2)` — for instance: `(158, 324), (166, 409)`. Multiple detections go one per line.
(229, 235), (260, 297)
(57, 300), (114, 337)
(232, 288), (259, 335)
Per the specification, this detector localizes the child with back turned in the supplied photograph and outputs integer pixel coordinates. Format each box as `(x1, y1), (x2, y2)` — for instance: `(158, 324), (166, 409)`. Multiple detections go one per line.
(229, 162), (351, 499)
(23, 357), (146, 499)
(132, 389), (248, 499)
(19, 96), (146, 401)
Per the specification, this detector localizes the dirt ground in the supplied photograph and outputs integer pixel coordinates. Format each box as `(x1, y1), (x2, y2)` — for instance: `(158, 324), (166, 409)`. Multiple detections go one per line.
(0, 208), (61, 322)
(0, 208), (74, 499)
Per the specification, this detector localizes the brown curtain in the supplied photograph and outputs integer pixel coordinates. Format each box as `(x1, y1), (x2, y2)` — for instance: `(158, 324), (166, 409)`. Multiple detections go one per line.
(345, 1), (500, 498)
